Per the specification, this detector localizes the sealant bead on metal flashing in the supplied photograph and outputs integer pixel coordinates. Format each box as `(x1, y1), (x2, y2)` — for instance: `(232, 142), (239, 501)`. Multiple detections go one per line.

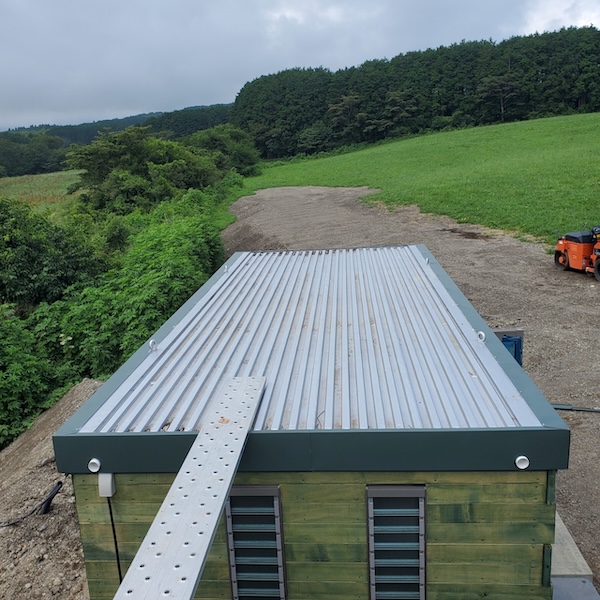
(515, 455), (530, 469)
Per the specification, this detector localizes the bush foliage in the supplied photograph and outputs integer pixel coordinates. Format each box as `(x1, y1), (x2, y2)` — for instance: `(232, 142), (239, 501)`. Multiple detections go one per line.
(0, 305), (54, 447)
(0, 123), (259, 448)
(0, 198), (100, 310)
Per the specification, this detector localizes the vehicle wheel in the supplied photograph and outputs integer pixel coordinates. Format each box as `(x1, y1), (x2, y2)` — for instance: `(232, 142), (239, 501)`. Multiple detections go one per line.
(595, 260), (600, 282)
(554, 250), (569, 270)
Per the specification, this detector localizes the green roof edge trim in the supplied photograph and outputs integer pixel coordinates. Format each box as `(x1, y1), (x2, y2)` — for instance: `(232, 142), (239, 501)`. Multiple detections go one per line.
(54, 427), (569, 474)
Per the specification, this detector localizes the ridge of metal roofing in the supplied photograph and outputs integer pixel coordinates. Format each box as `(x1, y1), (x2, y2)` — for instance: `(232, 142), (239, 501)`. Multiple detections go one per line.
(77, 246), (542, 435)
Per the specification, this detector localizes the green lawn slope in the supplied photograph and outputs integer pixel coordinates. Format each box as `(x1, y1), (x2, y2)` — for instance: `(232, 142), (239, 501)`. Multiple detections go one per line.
(1, 114), (598, 244)
(245, 114), (600, 243)
(0, 170), (82, 207)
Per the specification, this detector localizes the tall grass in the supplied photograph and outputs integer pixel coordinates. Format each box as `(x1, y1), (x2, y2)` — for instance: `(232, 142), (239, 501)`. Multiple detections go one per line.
(0, 170), (82, 218)
(244, 114), (600, 243)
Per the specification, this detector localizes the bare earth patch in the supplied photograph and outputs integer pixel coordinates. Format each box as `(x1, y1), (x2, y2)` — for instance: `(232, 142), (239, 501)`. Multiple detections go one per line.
(1, 186), (599, 598)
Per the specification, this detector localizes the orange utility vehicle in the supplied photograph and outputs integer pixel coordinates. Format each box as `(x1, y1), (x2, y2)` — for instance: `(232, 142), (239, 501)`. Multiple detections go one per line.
(554, 225), (600, 281)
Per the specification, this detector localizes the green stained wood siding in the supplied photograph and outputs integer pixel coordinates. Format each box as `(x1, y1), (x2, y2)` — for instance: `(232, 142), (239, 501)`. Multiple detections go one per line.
(74, 470), (554, 600)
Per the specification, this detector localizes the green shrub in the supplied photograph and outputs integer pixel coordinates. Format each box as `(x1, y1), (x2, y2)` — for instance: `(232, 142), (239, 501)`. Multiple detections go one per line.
(67, 126), (223, 214)
(31, 211), (223, 379)
(0, 305), (54, 447)
(0, 197), (99, 311)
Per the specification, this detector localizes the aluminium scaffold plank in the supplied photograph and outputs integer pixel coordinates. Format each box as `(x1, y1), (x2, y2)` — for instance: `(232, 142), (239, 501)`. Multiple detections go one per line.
(113, 376), (266, 600)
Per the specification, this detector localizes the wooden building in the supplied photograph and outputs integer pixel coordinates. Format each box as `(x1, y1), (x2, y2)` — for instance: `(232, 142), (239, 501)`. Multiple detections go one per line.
(54, 246), (569, 600)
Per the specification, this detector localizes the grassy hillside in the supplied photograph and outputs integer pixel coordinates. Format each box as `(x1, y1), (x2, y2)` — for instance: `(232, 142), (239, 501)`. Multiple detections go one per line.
(1, 114), (598, 243)
(244, 113), (600, 243)
(0, 170), (82, 217)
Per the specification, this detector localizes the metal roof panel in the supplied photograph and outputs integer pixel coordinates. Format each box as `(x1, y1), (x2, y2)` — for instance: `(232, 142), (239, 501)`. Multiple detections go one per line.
(79, 247), (541, 435)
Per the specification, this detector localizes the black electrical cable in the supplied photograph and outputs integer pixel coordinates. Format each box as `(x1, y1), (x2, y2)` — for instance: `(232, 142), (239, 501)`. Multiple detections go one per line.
(39, 481), (63, 514)
(552, 403), (600, 413)
(0, 479), (64, 528)
(107, 497), (124, 583)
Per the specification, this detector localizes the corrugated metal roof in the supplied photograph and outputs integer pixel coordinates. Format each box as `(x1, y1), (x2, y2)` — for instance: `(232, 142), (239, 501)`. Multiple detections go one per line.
(79, 246), (541, 434)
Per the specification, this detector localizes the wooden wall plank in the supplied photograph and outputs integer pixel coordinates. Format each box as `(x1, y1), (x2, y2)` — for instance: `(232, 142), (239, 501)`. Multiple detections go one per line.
(427, 543), (542, 564)
(283, 502), (364, 524)
(233, 471), (547, 485)
(86, 578), (121, 598)
(85, 560), (121, 581)
(427, 483), (546, 504)
(76, 501), (161, 524)
(280, 483), (366, 504)
(429, 561), (543, 585)
(286, 579), (369, 598)
(193, 579), (232, 599)
(428, 522), (554, 544)
(286, 561), (367, 582)
(427, 583), (553, 599)
(429, 502), (555, 523)
(284, 542), (367, 563)
(283, 522), (366, 545)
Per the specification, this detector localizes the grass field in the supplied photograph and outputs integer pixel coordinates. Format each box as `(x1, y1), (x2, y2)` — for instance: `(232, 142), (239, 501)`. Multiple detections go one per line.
(1, 114), (599, 243)
(243, 113), (600, 243)
(0, 170), (82, 217)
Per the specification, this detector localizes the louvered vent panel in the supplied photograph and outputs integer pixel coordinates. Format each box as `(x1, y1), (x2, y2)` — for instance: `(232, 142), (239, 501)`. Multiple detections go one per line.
(368, 487), (426, 600)
(226, 487), (286, 600)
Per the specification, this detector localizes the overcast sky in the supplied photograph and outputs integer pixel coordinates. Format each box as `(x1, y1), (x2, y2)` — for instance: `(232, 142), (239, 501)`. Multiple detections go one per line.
(1, 0), (599, 131)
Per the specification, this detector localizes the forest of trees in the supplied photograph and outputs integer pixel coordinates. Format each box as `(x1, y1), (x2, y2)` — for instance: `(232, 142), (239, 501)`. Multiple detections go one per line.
(231, 26), (600, 157)
(0, 124), (260, 448)
(145, 103), (232, 138)
(1, 27), (598, 176)
(0, 106), (231, 177)
(0, 113), (156, 177)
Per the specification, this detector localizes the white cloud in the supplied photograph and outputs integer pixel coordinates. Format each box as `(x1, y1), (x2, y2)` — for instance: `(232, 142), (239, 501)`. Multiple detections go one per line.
(265, 0), (347, 28)
(521, 0), (600, 33)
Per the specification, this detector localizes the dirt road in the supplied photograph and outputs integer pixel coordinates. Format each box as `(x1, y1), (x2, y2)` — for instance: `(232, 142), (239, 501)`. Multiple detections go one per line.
(1, 186), (599, 598)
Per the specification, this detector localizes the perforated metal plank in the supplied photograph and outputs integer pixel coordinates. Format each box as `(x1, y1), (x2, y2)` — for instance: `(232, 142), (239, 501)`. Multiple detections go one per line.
(113, 377), (265, 600)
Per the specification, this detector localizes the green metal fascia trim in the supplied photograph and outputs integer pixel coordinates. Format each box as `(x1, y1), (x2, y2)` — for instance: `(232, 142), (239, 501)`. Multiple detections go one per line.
(53, 254), (243, 438)
(54, 427), (569, 475)
(242, 428), (569, 472)
(418, 245), (568, 430)
(53, 431), (197, 474)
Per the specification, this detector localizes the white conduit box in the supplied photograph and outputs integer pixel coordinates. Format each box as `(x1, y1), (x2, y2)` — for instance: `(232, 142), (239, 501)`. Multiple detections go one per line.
(112, 376), (265, 600)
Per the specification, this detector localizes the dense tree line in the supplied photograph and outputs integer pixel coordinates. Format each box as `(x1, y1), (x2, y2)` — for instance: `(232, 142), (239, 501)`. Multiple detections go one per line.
(0, 124), (260, 448)
(0, 106), (232, 177)
(231, 27), (600, 157)
(0, 114), (157, 177)
(145, 104), (232, 138)
(45, 113), (160, 145)
(0, 131), (67, 177)
(3, 27), (597, 175)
